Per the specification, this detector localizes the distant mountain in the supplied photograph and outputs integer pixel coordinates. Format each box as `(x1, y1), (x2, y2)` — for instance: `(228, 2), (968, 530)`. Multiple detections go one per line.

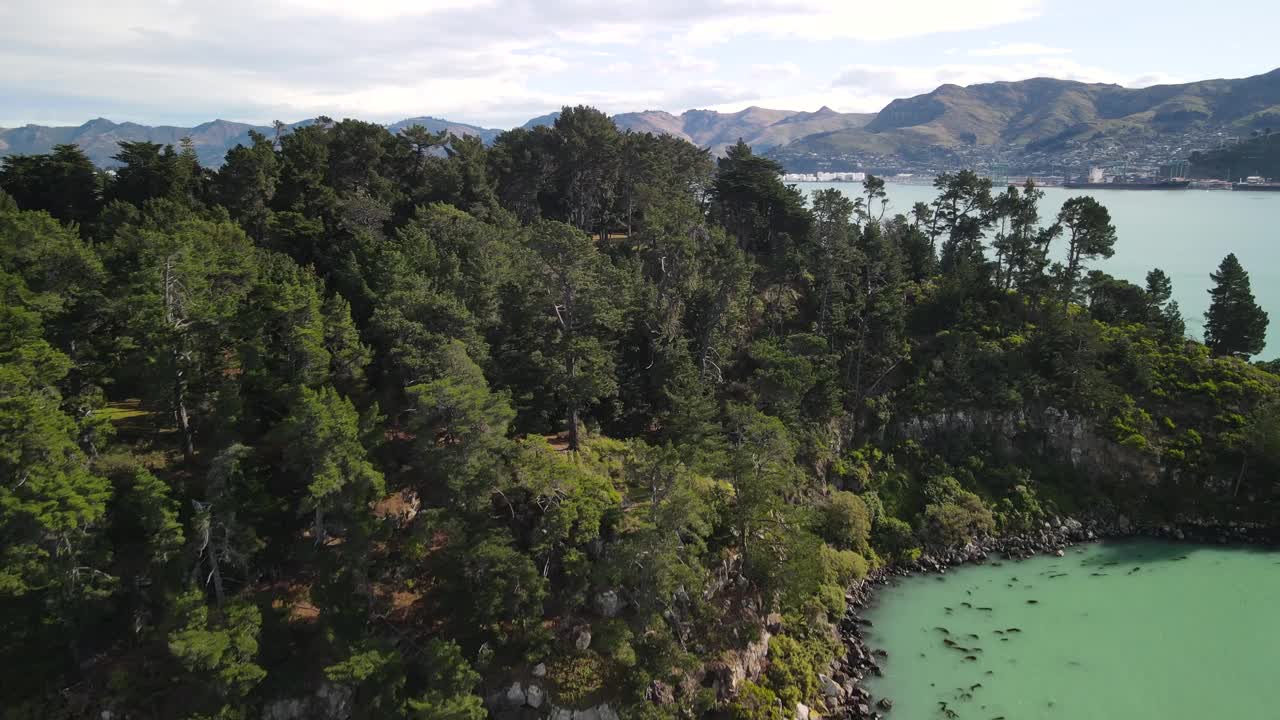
(611, 106), (873, 154)
(520, 112), (560, 129)
(776, 69), (1280, 162)
(386, 116), (502, 144)
(0, 116), (506, 168)
(0, 118), (270, 169)
(7, 68), (1278, 173)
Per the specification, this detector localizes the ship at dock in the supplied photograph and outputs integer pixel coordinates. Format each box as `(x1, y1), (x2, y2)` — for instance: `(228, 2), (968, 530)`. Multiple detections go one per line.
(1232, 176), (1280, 192)
(1063, 166), (1190, 190)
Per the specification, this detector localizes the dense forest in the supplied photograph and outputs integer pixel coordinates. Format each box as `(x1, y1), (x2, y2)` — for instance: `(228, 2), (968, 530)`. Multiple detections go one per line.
(1, 107), (1278, 720)
(1190, 131), (1280, 179)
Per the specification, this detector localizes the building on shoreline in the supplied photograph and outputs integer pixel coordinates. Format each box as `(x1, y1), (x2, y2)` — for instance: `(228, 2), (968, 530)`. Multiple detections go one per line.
(782, 171), (867, 183)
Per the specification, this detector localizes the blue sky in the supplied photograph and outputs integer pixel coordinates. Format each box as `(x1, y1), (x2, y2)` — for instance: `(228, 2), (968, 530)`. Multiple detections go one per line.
(2, 0), (1277, 129)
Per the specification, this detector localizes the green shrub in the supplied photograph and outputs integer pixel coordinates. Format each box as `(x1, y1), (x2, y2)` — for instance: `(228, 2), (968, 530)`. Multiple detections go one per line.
(872, 516), (920, 563)
(817, 491), (872, 554)
(547, 652), (610, 707)
(764, 635), (823, 708)
(728, 681), (786, 720)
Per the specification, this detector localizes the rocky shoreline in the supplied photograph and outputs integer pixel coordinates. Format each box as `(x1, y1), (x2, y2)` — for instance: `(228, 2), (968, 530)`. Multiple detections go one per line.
(821, 517), (1280, 719)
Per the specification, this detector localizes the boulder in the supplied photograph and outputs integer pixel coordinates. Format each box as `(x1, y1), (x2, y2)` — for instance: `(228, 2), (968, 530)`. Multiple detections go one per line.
(597, 705), (620, 720)
(505, 682), (526, 707)
(796, 702), (811, 720)
(594, 590), (625, 618)
(818, 673), (843, 699)
(531, 662), (547, 678)
(549, 709), (573, 720)
(575, 627), (593, 651)
(263, 684), (352, 720)
(525, 684), (545, 709)
(647, 680), (675, 705)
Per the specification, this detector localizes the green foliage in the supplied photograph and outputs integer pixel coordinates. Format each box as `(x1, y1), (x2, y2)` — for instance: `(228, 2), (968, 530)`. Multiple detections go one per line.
(547, 652), (611, 707)
(6, 105), (1280, 718)
(167, 590), (266, 713)
(1205, 253), (1268, 358)
(764, 634), (825, 708)
(406, 340), (514, 509)
(280, 386), (384, 543)
(406, 639), (487, 720)
(872, 516), (920, 563)
(817, 490), (873, 554)
(727, 681), (786, 720)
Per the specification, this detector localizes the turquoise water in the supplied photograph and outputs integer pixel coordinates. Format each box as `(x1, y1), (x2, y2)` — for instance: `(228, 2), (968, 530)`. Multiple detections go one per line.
(795, 182), (1280, 357)
(862, 540), (1280, 719)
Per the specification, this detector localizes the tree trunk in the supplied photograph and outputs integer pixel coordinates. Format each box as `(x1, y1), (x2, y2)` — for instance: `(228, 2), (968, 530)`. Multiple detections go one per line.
(566, 351), (580, 452)
(313, 507), (326, 545)
(208, 550), (226, 606)
(174, 357), (196, 464)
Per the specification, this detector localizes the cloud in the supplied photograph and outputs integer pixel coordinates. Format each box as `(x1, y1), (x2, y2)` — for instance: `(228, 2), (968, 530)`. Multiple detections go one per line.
(678, 0), (1045, 46)
(0, 0), (1047, 127)
(969, 42), (1071, 56)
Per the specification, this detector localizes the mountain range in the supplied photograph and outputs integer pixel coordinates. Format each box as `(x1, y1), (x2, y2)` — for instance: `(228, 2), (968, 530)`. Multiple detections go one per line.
(774, 68), (1280, 161)
(3, 68), (1278, 172)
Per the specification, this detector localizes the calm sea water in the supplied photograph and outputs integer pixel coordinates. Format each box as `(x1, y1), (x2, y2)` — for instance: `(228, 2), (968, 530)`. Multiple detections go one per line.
(795, 182), (1280, 357)
(863, 540), (1280, 719)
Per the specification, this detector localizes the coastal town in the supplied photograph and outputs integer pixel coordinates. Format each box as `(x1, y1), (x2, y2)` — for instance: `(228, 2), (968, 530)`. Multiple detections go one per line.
(773, 124), (1280, 189)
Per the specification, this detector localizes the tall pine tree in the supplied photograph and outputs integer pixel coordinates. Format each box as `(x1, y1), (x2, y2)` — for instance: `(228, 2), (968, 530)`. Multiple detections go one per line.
(1204, 253), (1268, 358)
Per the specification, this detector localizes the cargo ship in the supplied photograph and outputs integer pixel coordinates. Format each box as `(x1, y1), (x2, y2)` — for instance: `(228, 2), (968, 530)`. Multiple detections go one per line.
(1063, 179), (1191, 190)
(1064, 167), (1189, 190)
(1232, 176), (1280, 192)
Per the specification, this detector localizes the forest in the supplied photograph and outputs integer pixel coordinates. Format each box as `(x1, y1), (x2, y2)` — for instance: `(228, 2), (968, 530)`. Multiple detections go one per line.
(1, 106), (1278, 720)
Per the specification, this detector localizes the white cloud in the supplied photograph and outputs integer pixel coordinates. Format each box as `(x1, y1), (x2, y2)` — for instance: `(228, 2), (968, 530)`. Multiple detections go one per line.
(3, 0), (1194, 128)
(969, 42), (1071, 56)
(679, 0), (1044, 46)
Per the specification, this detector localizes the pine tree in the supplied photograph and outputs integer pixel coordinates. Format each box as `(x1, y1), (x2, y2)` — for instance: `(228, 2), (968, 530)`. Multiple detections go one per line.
(1144, 268), (1185, 341)
(1056, 196), (1117, 303)
(1204, 253), (1269, 358)
(527, 220), (623, 450)
(280, 386), (384, 544)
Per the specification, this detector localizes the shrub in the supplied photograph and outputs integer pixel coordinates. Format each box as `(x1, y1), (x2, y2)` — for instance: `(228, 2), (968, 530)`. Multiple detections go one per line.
(547, 652), (610, 707)
(872, 516), (920, 563)
(764, 635), (821, 707)
(728, 681), (786, 720)
(817, 491), (872, 554)
(920, 492), (995, 548)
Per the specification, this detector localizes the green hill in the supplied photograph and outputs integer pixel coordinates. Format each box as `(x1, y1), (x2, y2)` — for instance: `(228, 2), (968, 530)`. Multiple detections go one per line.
(780, 68), (1280, 158)
(1190, 133), (1280, 179)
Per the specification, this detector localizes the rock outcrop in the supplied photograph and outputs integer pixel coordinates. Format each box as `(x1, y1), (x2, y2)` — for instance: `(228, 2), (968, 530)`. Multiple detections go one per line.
(899, 406), (1165, 486)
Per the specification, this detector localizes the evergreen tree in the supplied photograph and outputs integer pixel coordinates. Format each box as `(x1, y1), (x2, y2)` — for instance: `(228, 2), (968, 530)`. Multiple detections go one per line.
(405, 340), (514, 510)
(1056, 196), (1117, 303)
(1144, 268), (1186, 341)
(1204, 253), (1269, 358)
(280, 386), (384, 544)
(526, 220), (624, 450)
(0, 144), (102, 229)
(214, 131), (279, 241)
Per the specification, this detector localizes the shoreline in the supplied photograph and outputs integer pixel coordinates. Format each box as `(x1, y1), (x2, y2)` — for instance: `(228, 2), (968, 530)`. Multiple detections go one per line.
(824, 518), (1280, 719)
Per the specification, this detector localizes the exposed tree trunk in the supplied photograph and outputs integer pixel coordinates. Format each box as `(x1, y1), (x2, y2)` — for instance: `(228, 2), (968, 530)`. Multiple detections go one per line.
(313, 507), (326, 545)
(174, 356), (195, 464)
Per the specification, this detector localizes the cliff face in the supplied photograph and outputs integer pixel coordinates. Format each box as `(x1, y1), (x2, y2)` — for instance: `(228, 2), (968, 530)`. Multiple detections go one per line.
(898, 406), (1166, 486)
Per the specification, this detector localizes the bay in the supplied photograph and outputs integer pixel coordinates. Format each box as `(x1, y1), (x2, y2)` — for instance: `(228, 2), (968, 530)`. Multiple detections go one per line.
(795, 182), (1280, 357)
(862, 540), (1280, 719)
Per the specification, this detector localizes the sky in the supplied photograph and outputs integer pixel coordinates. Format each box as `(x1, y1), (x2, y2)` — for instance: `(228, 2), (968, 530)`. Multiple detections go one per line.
(2, 0), (1278, 129)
